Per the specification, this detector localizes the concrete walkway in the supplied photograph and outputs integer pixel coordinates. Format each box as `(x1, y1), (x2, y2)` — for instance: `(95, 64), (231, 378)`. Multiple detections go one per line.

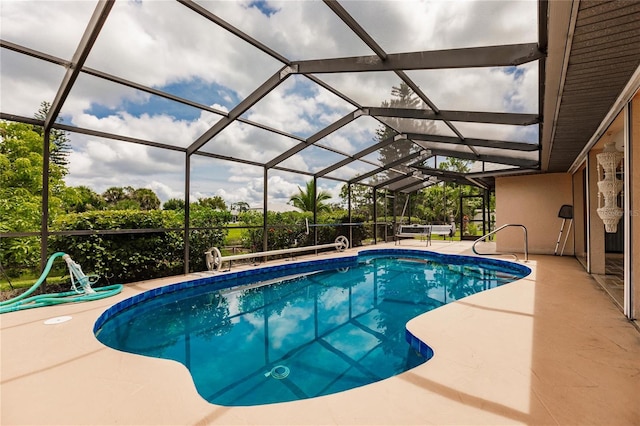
(1, 241), (639, 425)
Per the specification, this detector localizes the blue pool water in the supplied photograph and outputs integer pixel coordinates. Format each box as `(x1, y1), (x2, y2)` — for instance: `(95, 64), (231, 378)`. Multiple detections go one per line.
(95, 249), (530, 406)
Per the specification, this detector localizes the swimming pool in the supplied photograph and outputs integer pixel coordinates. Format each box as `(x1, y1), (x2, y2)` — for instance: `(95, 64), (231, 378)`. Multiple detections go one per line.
(94, 249), (530, 406)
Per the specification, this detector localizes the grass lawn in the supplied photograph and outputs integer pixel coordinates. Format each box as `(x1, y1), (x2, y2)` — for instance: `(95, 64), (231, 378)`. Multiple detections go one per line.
(225, 228), (246, 249)
(1, 273), (69, 295)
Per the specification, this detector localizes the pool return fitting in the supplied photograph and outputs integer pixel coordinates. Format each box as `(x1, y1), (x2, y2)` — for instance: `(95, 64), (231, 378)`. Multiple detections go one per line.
(205, 236), (350, 272)
(0, 252), (123, 314)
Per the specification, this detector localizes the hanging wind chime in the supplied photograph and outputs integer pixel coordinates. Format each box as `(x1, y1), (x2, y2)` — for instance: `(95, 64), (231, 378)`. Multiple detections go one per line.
(596, 142), (624, 233)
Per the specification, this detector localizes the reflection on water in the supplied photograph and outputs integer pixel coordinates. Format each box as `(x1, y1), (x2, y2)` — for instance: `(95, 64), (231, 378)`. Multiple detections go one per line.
(96, 255), (525, 406)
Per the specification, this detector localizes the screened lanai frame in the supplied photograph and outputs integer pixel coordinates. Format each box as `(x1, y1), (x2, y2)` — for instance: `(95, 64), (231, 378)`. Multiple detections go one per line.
(0, 0), (548, 273)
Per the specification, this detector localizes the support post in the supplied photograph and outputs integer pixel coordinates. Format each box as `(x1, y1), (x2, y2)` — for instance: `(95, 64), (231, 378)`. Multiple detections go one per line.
(184, 154), (191, 274)
(313, 177), (318, 246)
(392, 191), (397, 238)
(40, 130), (51, 272)
(348, 183), (352, 246)
(263, 167), (268, 252)
(373, 188), (378, 244)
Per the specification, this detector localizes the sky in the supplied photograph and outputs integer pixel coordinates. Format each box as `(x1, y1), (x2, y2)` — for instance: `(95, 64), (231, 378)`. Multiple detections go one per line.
(0, 0), (539, 211)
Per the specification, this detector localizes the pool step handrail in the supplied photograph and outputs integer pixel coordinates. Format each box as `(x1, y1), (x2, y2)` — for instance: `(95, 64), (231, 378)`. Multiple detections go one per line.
(472, 224), (528, 262)
(205, 236), (350, 272)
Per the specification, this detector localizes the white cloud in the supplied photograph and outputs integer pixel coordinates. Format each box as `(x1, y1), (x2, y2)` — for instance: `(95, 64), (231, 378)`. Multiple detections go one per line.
(342, 0), (536, 52)
(317, 72), (402, 110)
(267, 174), (301, 204)
(321, 115), (380, 154)
(71, 111), (217, 147)
(149, 181), (184, 203)
(0, 1), (97, 60)
(199, 120), (302, 163)
(198, 0), (372, 60)
(83, 1), (283, 97)
(4, 0), (539, 208)
(243, 76), (355, 138)
(69, 138), (182, 176)
(65, 134), (185, 202)
(320, 181), (345, 205)
(277, 154), (311, 173)
(406, 62), (538, 114)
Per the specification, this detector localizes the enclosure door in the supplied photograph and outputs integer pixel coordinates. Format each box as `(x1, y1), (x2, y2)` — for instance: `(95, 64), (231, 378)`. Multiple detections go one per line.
(459, 194), (486, 241)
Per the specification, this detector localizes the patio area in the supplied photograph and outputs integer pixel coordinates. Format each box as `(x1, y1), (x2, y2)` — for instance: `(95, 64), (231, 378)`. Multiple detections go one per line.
(1, 241), (639, 425)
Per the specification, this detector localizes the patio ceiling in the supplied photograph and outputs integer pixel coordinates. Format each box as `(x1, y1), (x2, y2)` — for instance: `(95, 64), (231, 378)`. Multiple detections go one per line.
(542, 0), (640, 172)
(4, 0), (634, 197)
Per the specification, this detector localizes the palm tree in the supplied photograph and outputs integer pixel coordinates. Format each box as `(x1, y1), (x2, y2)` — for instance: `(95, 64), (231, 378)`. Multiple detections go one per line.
(289, 180), (332, 213)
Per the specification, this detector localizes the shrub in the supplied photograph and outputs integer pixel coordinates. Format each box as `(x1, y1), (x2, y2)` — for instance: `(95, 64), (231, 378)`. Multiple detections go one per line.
(50, 210), (184, 284)
(239, 211), (366, 252)
(50, 207), (232, 281)
(188, 206), (231, 272)
(240, 211), (311, 252)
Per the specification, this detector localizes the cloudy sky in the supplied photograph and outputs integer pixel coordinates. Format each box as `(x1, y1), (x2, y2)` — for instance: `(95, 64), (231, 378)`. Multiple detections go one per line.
(1, 0), (539, 210)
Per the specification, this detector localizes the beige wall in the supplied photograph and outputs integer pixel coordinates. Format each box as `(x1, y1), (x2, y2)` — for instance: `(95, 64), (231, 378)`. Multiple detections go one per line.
(495, 173), (574, 255)
(588, 150), (606, 275)
(572, 167), (587, 268)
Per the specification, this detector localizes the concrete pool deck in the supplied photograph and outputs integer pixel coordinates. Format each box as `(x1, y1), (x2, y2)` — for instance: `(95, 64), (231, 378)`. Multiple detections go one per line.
(1, 241), (639, 425)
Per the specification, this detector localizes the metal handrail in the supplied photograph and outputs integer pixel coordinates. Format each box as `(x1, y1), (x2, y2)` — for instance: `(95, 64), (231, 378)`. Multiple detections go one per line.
(472, 224), (528, 262)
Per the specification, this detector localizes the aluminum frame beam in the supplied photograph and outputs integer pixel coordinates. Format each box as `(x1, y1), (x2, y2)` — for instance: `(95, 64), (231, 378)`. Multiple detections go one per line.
(178, 0), (289, 64)
(406, 133), (539, 152)
(55, 123), (187, 153)
(394, 178), (440, 194)
(187, 68), (293, 155)
(0, 113), (42, 127)
(411, 165), (465, 180)
(266, 110), (359, 168)
(45, 0), (114, 131)
(323, 0), (469, 157)
(293, 43), (543, 74)
(315, 133), (399, 177)
(368, 107), (540, 126)
(465, 168), (538, 178)
(349, 150), (423, 184)
(410, 165), (482, 187)
(1, 39), (68, 66)
(323, 0), (387, 60)
(428, 148), (539, 168)
(374, 172), (417, 190)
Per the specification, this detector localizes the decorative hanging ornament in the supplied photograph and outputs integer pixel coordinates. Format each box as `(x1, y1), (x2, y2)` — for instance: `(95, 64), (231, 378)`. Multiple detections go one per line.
(596, 142), (624, 233)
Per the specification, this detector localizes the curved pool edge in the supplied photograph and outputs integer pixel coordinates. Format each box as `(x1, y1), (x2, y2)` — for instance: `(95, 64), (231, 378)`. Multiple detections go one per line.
(402, 266), (538, 376)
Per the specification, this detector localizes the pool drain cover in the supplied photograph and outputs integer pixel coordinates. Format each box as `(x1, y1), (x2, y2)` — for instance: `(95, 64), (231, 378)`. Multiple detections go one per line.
(268, 365), (290, 380)
(44, 316), (72, 325)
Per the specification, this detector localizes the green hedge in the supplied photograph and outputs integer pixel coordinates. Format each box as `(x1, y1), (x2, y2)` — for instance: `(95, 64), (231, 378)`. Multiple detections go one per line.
(50, 210), (182, 283)
(50, 208), (230, 283)
(7, 208), (371, 284)
(188, 206), (231, 272)
(239, 210), (366, 252)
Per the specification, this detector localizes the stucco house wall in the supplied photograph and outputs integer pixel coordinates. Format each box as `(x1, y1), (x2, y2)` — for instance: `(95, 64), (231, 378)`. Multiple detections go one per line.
(495, 173), (574, 256)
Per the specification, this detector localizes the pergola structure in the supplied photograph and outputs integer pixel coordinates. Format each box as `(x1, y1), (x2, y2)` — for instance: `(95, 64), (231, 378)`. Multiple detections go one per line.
(7, 0), (633, 273)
